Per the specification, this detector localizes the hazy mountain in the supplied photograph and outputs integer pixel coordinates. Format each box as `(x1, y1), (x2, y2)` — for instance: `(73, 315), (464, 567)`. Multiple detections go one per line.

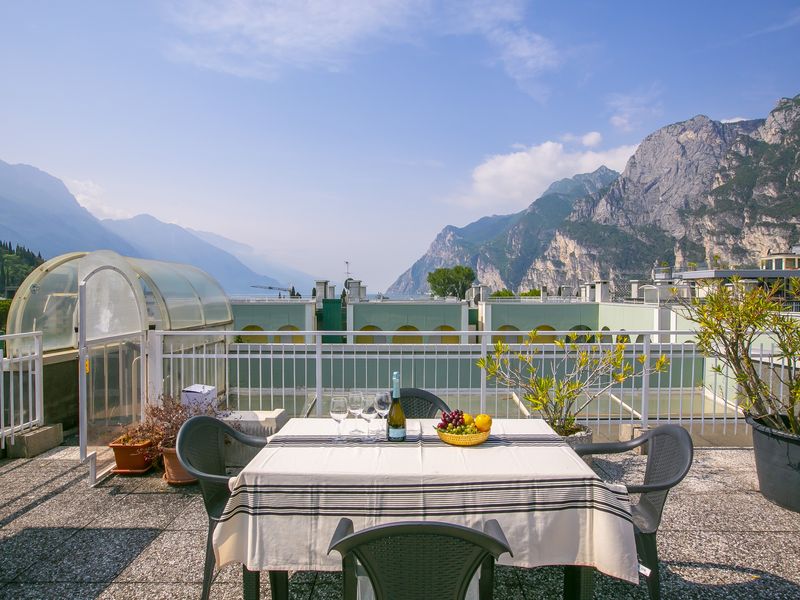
(389, 94), (800, 294)
(102, 215), (281, 293)
(188, 228), (317, 292)
(387, 166), (619, 295)
(0, 160), (138, 257)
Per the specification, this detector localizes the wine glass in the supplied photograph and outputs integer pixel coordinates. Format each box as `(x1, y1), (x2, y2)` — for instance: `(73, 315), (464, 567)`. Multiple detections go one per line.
(330, 396), (348, 442)
(374, 392), (391, 418)
(361, 395), (378, 441)
(348, 392), (365, 434)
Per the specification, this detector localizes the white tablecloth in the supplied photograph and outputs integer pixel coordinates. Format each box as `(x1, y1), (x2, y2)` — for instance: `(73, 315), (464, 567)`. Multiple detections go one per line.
(213, 418), (638, 583)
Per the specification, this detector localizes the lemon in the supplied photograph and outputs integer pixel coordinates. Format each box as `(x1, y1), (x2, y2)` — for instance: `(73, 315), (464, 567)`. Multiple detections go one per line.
(463, 413), (474, 426)
(474, 414), (492, 432)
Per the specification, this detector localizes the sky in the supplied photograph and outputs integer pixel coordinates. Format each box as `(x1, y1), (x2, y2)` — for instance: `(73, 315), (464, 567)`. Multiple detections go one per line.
(1, 1), (799, 291)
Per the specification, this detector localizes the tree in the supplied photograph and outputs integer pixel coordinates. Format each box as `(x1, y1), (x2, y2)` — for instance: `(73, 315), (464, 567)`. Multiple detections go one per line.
(426, 266), (476, 299)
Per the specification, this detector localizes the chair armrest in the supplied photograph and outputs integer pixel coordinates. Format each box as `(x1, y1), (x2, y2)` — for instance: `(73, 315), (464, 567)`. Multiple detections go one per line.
(573, 436), (647, 457)
(228, 427), (268, 448)
(327, 517), (355, 554)
(626, 474), (686, 494)
(483, 519), (513, 557)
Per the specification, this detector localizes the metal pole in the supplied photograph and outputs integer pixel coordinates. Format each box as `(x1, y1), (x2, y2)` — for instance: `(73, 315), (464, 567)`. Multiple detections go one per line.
(315, 333), (323, 417)
(78, 281), (88, 462)
(641, 336), (650, 430)
(480, 333), (487, 414)
(34, 334), (43, 427)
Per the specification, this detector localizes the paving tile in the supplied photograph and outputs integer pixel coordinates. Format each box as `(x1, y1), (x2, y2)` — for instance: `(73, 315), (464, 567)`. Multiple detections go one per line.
(661, 491), (800, 533)
(127, 473), (201, 496)
(3, 486), (112, 529)
(0, 527), (81, 582)
(114, 529), (207, 583)
(167, 496), (208, 530)
(18, 527), (160, 583)
(91, 491), (196, 529)
(0, 582), (108, 599)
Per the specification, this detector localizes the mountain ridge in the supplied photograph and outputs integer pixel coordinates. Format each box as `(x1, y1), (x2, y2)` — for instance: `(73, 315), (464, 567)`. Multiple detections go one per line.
(388, 95), (800, 295)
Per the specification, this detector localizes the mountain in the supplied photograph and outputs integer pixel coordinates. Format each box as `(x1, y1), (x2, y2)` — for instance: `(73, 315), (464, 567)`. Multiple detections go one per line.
(0, 160), (138, 257)
(102, 215), (281, 293)
(389, 94), (800, 294)
(387, 166), (620, 295)
(0, 159), (287, 294)
(188, 228), (317, 292)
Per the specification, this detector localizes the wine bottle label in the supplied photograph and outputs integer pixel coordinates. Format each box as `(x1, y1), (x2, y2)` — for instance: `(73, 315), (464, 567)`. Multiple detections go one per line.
(387, 427), (406, 442)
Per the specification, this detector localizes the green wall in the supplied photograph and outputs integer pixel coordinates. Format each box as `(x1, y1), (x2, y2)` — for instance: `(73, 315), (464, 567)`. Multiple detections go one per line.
(488, 303), (600, 332)
(353, 303), (464, 333)
(232, 303), (309, 332)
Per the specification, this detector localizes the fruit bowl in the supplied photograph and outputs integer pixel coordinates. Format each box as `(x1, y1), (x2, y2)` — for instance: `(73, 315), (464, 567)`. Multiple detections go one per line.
(436, 428), (490, 447)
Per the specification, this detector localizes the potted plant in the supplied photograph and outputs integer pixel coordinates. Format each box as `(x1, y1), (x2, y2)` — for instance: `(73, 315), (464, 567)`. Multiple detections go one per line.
(135, 394), (230, 485)
(109, 426), (154, 474)
(676, 278), (800, 511)
(478, 331), (669, 444)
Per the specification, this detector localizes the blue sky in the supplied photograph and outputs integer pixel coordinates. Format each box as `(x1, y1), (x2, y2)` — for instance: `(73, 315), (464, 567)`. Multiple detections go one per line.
(1, 1), (799, 290)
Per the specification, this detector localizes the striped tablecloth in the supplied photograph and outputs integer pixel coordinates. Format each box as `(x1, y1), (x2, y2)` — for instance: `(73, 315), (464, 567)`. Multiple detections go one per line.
(213, 418), (639, 584)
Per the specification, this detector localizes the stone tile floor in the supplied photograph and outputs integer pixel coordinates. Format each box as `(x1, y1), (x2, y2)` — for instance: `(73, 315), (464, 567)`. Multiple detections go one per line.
(0, 445), (798, 599)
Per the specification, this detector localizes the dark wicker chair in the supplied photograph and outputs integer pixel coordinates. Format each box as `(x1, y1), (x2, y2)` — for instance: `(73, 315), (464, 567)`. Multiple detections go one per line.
(176, 416), (283, 600)
(398, 387), (451, 418)
(328, 518), (512, 600)
(574, 424), (694, 600)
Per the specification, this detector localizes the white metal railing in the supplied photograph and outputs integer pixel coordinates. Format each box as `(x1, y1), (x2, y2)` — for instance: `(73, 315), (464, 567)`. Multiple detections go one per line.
(1, 332), (44, 450)
(148, 329), (753, 434)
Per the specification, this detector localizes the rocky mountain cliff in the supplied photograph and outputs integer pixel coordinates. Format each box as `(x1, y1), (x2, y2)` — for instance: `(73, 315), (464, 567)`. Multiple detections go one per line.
(388, 167), (619, 294)
(388, 94), (800, 295)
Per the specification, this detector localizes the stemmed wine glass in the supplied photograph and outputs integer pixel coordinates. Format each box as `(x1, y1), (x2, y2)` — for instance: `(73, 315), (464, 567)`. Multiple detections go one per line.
(330, 395), (348, 442)
(361, 395), (378, 441)
(374, 392), (391, 438)
(348, 392), (365, 435)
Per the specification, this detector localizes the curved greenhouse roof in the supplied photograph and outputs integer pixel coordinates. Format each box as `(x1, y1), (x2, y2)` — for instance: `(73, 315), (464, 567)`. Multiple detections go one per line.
(6, 250), (233, 352)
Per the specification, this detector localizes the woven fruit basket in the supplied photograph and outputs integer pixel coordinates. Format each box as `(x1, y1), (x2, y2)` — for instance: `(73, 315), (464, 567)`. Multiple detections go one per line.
(436, 429), (490, 446)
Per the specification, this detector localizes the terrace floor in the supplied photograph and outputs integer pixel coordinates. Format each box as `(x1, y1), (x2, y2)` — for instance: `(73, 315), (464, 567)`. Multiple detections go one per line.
(0, 443), (798, 599)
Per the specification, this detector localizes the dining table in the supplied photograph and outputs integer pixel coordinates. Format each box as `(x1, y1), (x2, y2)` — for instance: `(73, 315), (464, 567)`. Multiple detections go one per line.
(212, 417), (640, 599)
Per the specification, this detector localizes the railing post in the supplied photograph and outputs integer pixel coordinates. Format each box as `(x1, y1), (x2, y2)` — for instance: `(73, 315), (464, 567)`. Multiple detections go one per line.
(315, 333), (323, 417)
(641, 336), (650, 430)
(78, 281), (88, 462)
(480, 333), (487, 414)
(34, 334), (43, 427)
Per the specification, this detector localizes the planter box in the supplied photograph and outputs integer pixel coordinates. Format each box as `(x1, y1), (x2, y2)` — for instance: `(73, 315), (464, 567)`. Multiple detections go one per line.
(109, 438), (154, 474)
(747, 415), (800, 513)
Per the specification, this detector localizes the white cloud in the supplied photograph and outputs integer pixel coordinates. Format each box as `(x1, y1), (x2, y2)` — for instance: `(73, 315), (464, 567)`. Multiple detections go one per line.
(165, 0), (560, 97)
(452, 140), (636, 211)
(607, 85), (662, 132)
(581, 131), (602, 147)
(720, 117), (750, 123)
(65, 179), (132, 220)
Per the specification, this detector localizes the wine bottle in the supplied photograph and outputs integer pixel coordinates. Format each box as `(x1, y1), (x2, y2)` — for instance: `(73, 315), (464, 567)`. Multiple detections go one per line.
(387, 371), (406, 441)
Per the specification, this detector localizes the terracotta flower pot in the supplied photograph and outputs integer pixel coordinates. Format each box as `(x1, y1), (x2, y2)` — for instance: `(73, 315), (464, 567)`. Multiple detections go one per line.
(109, 438), (154, 474)
(162, 447), (197, 485)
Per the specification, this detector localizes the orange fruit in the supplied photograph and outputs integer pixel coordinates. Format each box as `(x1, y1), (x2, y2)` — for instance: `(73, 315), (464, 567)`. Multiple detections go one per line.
(463, 413), (474, 426)
(474, 414), (492, 432)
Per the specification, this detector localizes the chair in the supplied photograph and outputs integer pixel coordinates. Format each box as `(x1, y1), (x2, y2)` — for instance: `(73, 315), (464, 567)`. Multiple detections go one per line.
(573, 424), (694, 600)
(328, 518), (512, 600)
(176, 415), (283, 600)
(398, 387), (451, 418)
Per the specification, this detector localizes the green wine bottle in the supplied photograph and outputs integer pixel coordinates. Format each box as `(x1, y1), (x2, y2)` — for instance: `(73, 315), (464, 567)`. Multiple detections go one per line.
(387, 371), (406, 441)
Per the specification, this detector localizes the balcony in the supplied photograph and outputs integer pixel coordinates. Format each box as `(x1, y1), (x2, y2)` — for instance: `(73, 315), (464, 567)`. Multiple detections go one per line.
(1, 441), (798, 598)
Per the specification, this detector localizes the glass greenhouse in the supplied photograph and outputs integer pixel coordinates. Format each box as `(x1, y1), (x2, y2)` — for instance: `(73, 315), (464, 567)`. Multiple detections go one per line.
(6, 250), (233, 353)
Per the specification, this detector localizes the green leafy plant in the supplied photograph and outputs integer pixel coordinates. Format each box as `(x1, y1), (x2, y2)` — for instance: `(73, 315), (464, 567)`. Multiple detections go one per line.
(478, 331), (669, 436)
(490, 289), (514, 298)
(675, 278), (800, 434)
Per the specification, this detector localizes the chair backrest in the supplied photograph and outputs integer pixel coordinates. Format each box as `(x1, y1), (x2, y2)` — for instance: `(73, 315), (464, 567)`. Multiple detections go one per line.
(330, 521), (509, 600)
(398, 388), (451, 418)
(639, 424), (694, 531)
(176, 415), (234, 519)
